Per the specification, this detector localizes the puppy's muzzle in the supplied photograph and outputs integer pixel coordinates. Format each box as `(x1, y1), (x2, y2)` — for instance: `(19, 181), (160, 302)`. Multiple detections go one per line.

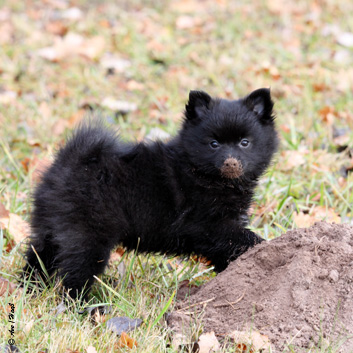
(220, 157), (243, 179)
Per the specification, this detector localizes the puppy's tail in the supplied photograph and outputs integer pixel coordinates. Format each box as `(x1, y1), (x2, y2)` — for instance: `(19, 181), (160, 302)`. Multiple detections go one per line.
(57, 120), (119, 166)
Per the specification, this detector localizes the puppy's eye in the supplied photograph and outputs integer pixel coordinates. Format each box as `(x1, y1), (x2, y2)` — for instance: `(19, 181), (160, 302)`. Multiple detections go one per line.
(240, 138), (250, 148)
(210, 140), (220, 149)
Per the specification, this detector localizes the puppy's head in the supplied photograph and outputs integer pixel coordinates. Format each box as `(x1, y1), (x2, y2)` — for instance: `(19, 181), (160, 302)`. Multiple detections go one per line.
(180, 88), (278, 181)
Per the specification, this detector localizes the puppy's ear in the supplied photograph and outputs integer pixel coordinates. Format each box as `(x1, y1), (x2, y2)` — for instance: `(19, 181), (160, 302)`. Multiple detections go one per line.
(185, 90), (212, 121)
(244, 88), (274, 121)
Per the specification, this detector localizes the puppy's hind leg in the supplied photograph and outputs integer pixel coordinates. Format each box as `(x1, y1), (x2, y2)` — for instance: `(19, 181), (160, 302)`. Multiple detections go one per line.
(55, 235), (112, 301)
(23, 233), (58, 284)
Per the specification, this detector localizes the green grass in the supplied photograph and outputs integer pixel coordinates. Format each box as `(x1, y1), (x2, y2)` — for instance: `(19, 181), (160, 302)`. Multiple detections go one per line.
(1, 0), (353, 351)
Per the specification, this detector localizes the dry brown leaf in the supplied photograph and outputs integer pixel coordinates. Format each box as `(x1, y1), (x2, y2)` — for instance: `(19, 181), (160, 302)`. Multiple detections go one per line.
(318, 106), (337, 125)
(78, 36), (105, 60)
(52, 119), (69, 136)
(86, 346), (97, 353)
(0, 203), (9, 218)
(5, 213), (30, 243)
(0, 277), (18, 296)
(176, 15), (197, 29)
(0, 90), (17, 105)
(0, 203), (30, 244)
(280, 150), (306, 171)
(312, 82), (329, 93)
(0, 17), (14, 45)
(333, 134), (350, 147)
(90, 308), (107, 325)
(170, 0), (201, 12)
(171, 333), (189, 350)
(109, 247), (124, 264)
(259, 61), (281, 80)
(101, 97), (137, 113)
(37, 33), (105, 62)
(293, 212), (316, 228)
(30, 157), (52, 184)
(23, 319), (35, 334)
(61, 7), (83, 21)
(293, 207), (341, 228)
(39, 101), (52, 120)
(45, 20), (68, 36)
(118, 332), (137, 349)
(336, 32), (353, 48)
(312, 206), (341, 223)
(100, 54), (131, 72)
(68, 109), (86, 127)
(198, 331), (220, 353)
(125, 80), (145, 91)
(228, 330), (271, 353)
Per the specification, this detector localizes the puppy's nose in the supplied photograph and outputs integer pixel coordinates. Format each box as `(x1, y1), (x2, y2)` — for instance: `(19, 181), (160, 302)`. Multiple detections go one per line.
(221, 157), (243, 179)
(225, 159), (238, 168)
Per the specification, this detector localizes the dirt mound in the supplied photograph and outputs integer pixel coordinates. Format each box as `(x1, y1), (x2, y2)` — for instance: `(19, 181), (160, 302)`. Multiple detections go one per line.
(173, 222), (353, 352)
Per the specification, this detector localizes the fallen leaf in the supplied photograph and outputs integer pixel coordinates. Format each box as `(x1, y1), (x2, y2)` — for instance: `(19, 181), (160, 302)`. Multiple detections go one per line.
(176, 15), (197, 29)
(293, 212), (316, 228)
(100, 54), (131, 72)
(171, 333), (190, 350)
(5, 239), (16, 252)
(117, 332), (137, 349)
(68, 109), (86, 127)
(0, 277), (18, 296)
(227, 330), (271, 353)
(23, 320), (35, 334)
(37, 33), (105, 62)
(52, 119), (69, 136)
(312, 206), (341, 223)
(0, 15), (14, 45)
(78, 36), (105, 60)
(106, 316), (143, 335)
(0, 90), (17, 105)
(45, 21), (68, 36)
(39, 101), (52, 120)
(170, 0), (201, 13)
(333, 133), (350, 147)
(29, 157), (52, 185)
(336, 32), (353, 48)
(312, 82), (329, 93)
(259, 61), (281, 80)
(125, 80), (145, 91)
(293, 207), (341, 228)
(54, 302), (67, 317)
(89, 305), (112, 325)
(318, 106), (337, 125)
(280, 150), (306, 171)
(61, 7), (83, 21)
(0, 203), (9, 218)
(198, 331), (220, 353)
(101, 97), (137, 114)
(86, 346), (97, 353)
(0, 203), (30, 244)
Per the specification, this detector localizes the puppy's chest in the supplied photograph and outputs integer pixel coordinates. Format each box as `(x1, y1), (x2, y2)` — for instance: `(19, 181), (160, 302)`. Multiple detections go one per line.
(190, 187), (251, 218)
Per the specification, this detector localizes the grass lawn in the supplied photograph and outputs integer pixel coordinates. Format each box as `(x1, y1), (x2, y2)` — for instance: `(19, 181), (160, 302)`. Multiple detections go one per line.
(1, 0), (353, 352)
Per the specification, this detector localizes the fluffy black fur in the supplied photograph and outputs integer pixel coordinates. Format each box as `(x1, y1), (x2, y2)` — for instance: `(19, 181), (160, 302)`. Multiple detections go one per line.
(24, 88), (278, 299)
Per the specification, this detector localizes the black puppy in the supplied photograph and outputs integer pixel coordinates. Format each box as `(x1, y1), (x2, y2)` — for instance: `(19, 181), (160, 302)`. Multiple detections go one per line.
(24, 88), (278, 299)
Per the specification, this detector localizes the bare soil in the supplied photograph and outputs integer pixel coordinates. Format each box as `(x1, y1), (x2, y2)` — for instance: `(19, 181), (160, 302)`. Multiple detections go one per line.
(171, 222), (353, 352)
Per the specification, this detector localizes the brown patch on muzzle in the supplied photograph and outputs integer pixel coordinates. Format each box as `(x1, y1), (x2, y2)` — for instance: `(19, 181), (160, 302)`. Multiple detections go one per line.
(220, 157), (243, 179)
